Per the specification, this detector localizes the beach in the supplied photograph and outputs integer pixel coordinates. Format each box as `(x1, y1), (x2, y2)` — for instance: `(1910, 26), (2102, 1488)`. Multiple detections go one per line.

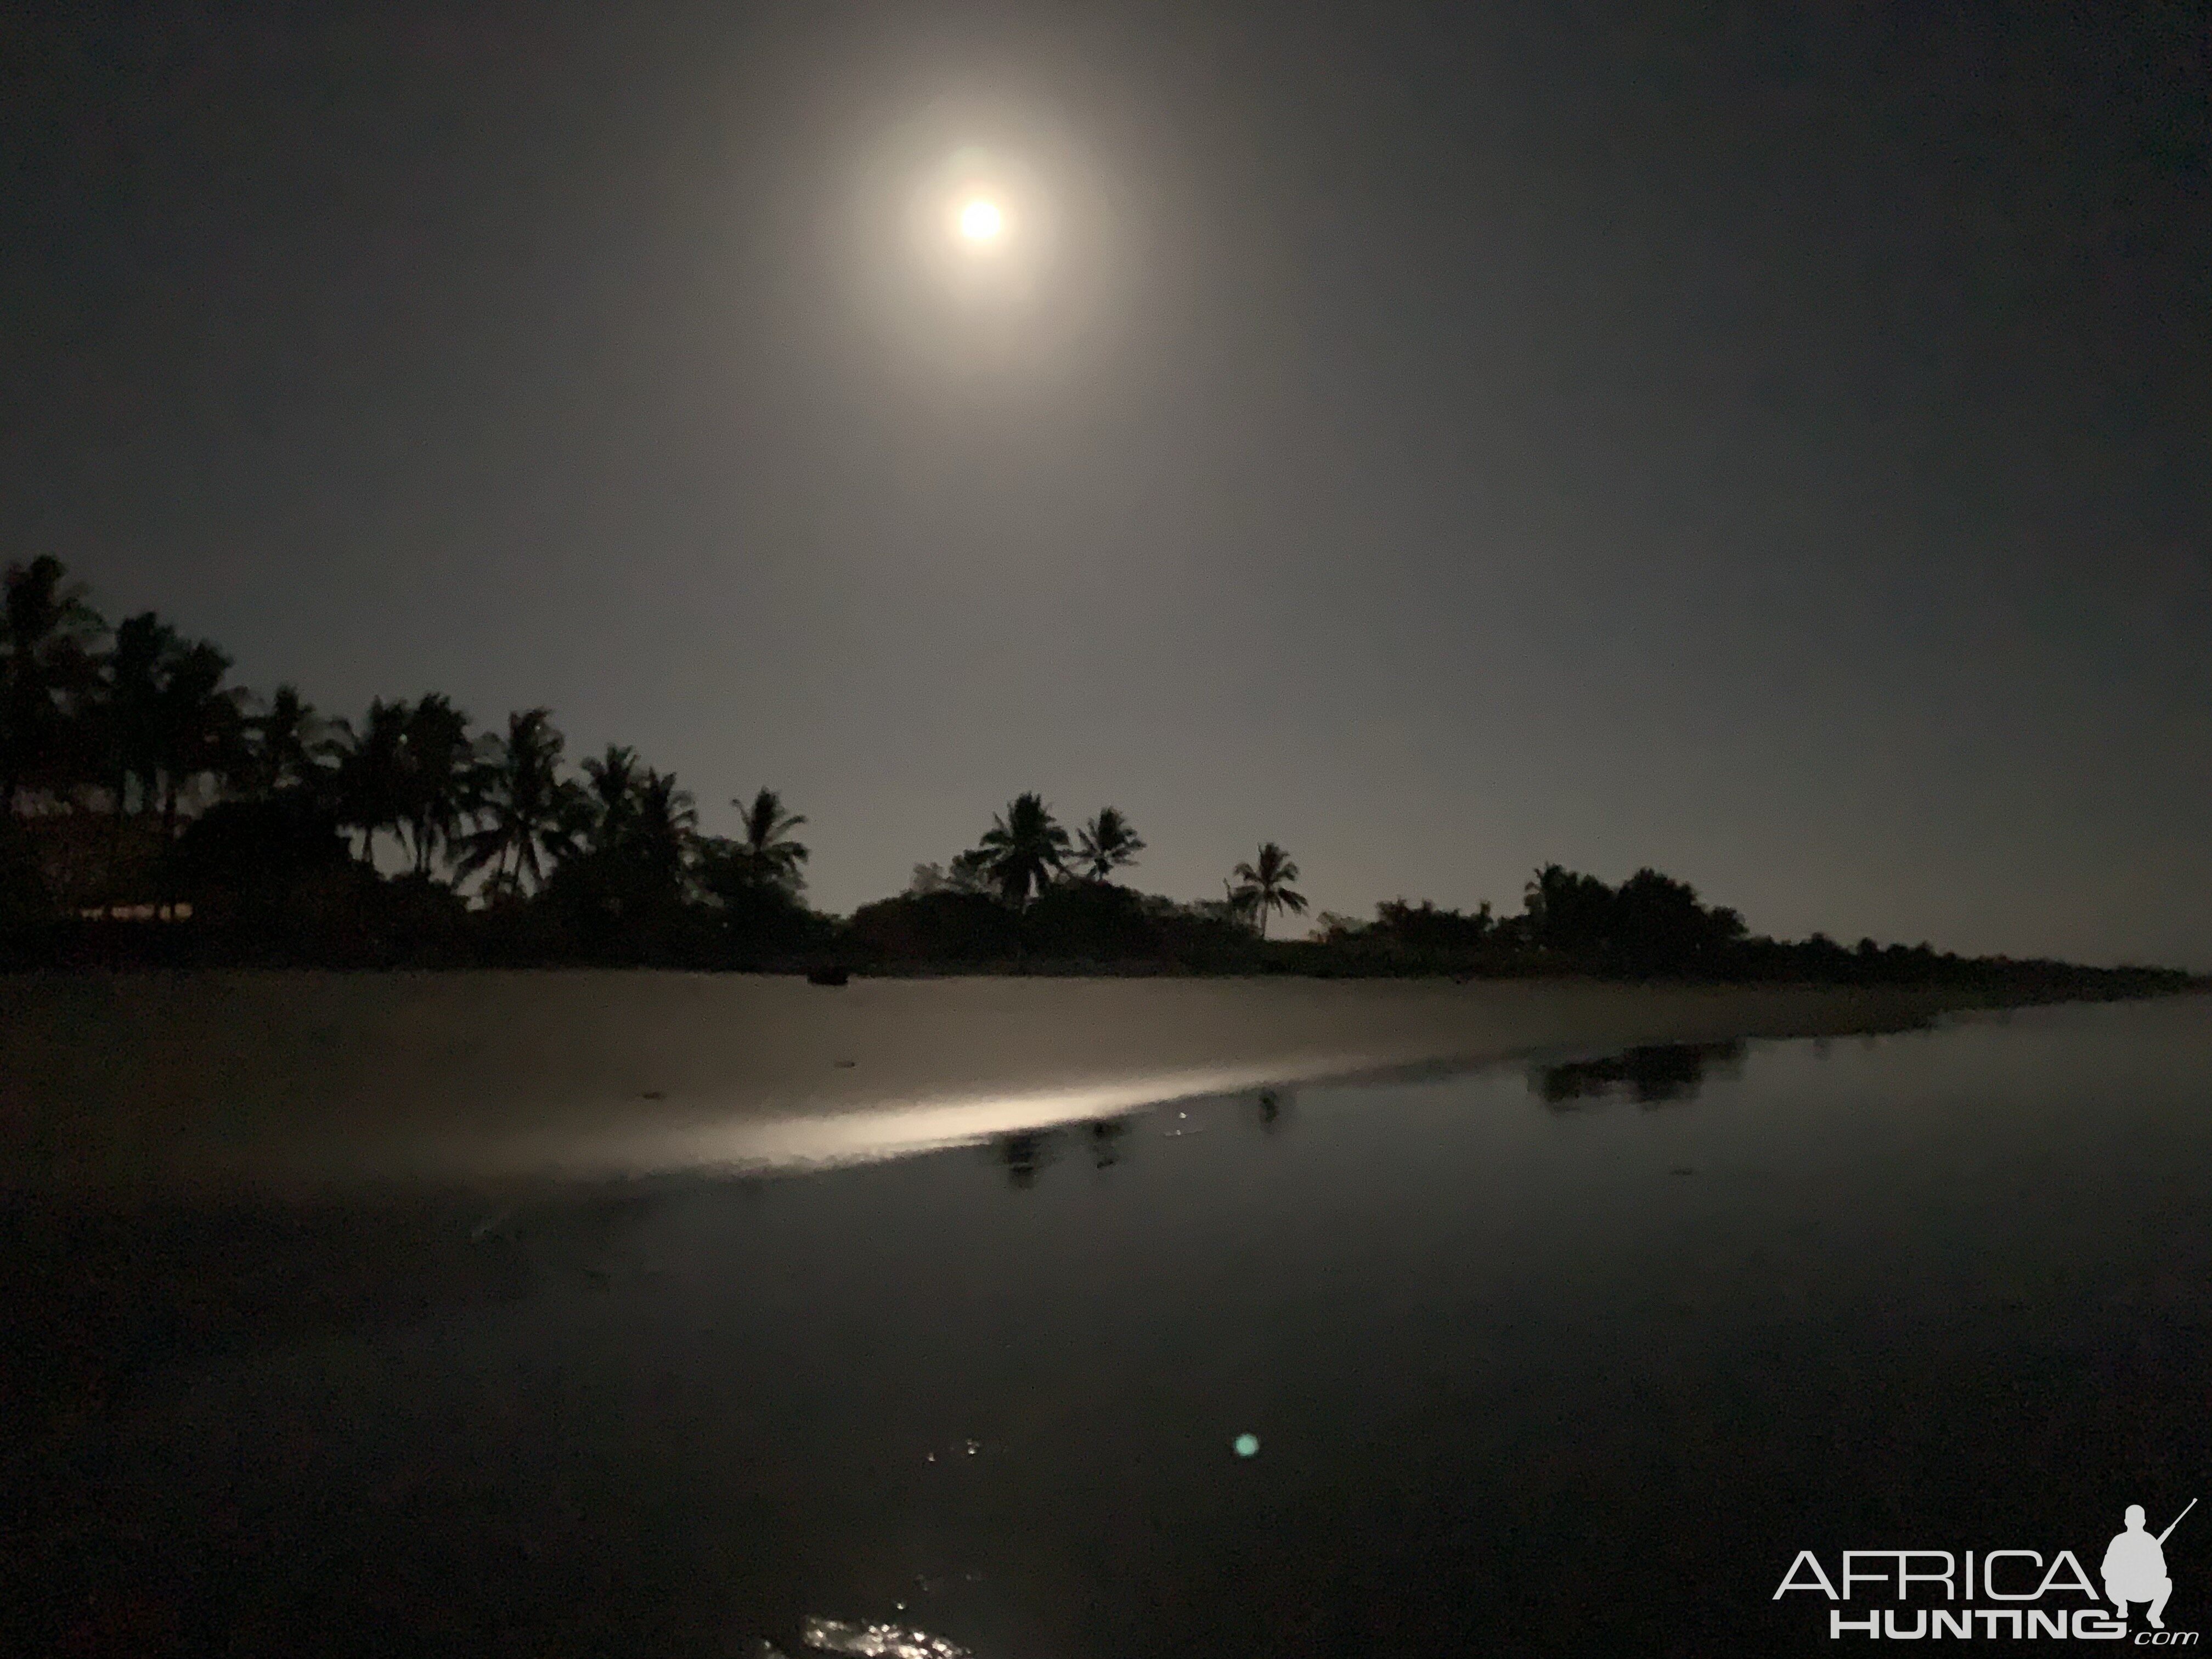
(0, 970), (2120, 1196)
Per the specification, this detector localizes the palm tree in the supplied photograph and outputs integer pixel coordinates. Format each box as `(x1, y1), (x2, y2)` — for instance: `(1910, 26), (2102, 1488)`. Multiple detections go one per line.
(2, 556), (103, 814)
(554, 752), (696, 931)
(1075, 806), (1146, 882)
(1231, 842), (1307, 939)
(454, 707), (578, 896)
(396, 694), (478, 877)
(975, 792), (1069, 909)
(582, 744), (644, 851)
(93, 616), (246, 826)
(629, 769), (697, 884)
(331, 698), (412, 866)
(84, 614), (246, 834)
(723, 787), (809, 891)
(101, 611), (177, 819)
(242, 684), (333, 802)
(151, 639), (247, 840)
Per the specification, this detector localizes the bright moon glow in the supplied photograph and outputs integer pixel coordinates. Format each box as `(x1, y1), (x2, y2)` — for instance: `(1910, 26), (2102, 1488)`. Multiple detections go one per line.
(957, 197), (1005, 244)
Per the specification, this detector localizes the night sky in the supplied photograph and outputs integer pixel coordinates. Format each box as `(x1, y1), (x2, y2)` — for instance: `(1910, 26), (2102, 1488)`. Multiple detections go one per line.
(5, 2), (2207, 964)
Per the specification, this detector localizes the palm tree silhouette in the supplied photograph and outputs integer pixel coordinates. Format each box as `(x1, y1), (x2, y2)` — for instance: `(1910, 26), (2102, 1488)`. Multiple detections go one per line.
(2, 556), (103, 814)
(1075, 806), (1146, 882)
(455, 708), (577, 896)
(151, 639), (247, 840)
(89, 615), (247, 836)
(103, 612), (178, 820)
(725, 787), (809, 892)
(331, 698), (413, 867)
(582, 744), (644, 852)
(397, 695), (479, 878)
(243, 684), (333, 802)
(629, 769), (697, 885)
(1231, 842), (1307, 939)
(976, 792), (1070, 909)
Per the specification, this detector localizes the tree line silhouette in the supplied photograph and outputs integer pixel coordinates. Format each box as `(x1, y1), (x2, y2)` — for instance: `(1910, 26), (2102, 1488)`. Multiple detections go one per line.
(0, 555), (2193, 995)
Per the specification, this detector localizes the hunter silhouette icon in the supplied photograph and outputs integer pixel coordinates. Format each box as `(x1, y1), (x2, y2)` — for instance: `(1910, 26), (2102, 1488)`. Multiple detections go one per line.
(2106, 1499), (2193, 1628)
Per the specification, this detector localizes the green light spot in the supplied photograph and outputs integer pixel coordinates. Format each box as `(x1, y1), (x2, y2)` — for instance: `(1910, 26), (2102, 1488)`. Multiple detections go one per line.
(1233, 1434), (1260, 1458)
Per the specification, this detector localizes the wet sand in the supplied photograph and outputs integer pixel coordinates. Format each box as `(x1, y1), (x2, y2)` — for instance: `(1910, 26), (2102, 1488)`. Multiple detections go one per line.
(9, 997), (2210, 1655)
(0, 971), (2104, 1197)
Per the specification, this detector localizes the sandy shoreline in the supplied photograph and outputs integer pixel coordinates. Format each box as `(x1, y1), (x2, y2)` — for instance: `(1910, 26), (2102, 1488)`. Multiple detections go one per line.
(0, 970), (2171, 1196)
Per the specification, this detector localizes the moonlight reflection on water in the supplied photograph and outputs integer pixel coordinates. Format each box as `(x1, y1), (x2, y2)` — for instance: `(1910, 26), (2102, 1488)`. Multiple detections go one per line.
(7, 999), (2209, 1655)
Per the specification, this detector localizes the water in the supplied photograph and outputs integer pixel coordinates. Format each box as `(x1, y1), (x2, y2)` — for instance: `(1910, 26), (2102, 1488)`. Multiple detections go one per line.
(7, 996), (2209, 1655)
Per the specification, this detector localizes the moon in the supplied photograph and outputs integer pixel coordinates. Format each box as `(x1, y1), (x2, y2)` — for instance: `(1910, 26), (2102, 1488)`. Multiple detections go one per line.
(956, 196), (1006, 246)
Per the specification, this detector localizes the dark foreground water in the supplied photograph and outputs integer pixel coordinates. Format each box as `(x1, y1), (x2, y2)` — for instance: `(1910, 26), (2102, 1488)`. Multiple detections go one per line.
(7, 996), (2209, 1656)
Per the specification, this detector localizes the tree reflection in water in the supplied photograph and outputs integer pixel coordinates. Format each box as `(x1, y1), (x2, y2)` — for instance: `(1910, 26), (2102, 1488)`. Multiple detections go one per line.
(1087, 1118), (1128, 1169)
(994, 1129), (1054, 1188)
(1530, 1040), (1746, 1108)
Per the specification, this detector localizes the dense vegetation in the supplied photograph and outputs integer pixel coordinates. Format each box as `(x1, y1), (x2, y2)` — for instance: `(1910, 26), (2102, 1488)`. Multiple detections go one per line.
(1, 556), (2194, 996)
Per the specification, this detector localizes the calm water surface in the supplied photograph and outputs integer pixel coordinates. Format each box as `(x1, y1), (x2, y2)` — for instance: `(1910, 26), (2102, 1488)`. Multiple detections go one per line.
(8, 996), (2210, 1655)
